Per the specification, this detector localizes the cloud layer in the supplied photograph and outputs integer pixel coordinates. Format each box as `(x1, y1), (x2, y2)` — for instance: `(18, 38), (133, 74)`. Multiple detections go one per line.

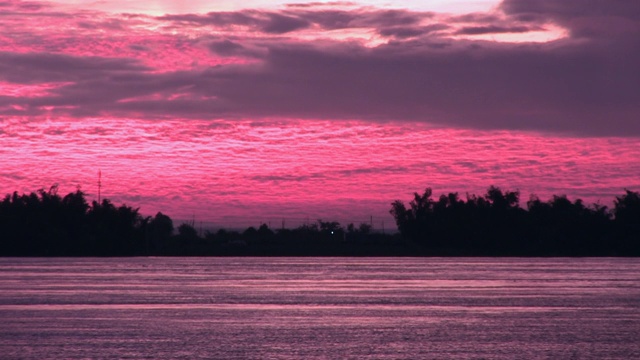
(2, 118), (638, 226)
(0, 0), (638, 136)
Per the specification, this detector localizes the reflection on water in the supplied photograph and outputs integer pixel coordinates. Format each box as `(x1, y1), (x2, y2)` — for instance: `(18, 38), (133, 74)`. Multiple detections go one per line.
(1, 258), (639, 359)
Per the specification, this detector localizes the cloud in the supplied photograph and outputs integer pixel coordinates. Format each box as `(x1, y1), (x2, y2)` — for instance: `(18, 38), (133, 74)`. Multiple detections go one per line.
(160, 10), (310, 34)
(159, 11), (256, 27)
(0, 0), (639, 137)
(159, 8), (428, 33)
(0, 172), (26, 180)
(5, 34), (640, 136)
(501, 0), (640, 38)
(455, 25), (534, 35)
(285, 2), (357, 8)
(209, 39), (245, 56)
(262, 13), (310, 33)
(501, 0), (640, 21)
(0, 52), (149, 84)
(207, 39), (265, 58)
(0, 0), (48, 11)
(250, 164), (409, 183)
(377, 24), (449, 39)
(76, 19), (127, 31)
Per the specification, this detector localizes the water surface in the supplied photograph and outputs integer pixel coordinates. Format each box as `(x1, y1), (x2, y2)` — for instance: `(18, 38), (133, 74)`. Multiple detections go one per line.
(1, 257), (639, 359)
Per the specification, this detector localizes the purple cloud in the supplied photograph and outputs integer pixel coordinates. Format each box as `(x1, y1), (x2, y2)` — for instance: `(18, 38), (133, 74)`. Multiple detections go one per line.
(160, 8), (428, 33)
(0, 0), (47, 11)
(285, 2), (357, 8)
(0, 51), (149, 84)
(262, 13), (310, 33)
(209, 39), (245, 56)
(501, 0), (640, 38)
(1, 0), (639, 137)
(455, 25), (534, 35)
(377, 24), (448, 39)
(160, 10), (310, 34)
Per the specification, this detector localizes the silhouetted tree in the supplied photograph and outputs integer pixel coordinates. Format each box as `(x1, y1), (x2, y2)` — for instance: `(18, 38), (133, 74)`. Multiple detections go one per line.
(318, 220), (342, 234)
(1, 186), (638, 257)
(257, 223), (275, 241)
(390, 188), (436, 245)
(613, 190), (640, 254)
(389, 186), (634, 256)
(87, 199), (146, 255)
(178, 223), (199, 239)
(614, 190), (640, 225)
(147, 212), (174, 253)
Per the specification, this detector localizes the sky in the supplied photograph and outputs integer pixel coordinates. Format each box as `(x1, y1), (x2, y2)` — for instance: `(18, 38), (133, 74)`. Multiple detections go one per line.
(1, 0), (639, 228)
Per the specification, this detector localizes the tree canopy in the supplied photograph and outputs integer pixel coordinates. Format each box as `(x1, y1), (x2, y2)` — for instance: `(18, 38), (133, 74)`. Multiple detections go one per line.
(0, 186), (638, 256)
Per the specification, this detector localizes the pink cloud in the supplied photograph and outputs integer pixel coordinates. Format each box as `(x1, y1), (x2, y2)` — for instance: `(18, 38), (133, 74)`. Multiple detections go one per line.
(0, 0), (638, 135)
(1, 0), (639, 226)
(1, 118), (638, 226)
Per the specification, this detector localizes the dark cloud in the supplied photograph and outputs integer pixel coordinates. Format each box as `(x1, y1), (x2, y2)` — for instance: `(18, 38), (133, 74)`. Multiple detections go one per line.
(299, 8), (429, 30)
(196, 41), (638, 136)
(4, 29), (639, 136)
(208, 39), (264, 58)
(356, 9), (424, 27)
(456, 25), (534, 35)
(501, 0), (640, 38)
(0, 172), (26, 180)
(250, 164), (408, 183)
(76, 19), (127, 30)
(209, 39), (245, 56)
(1, 0), (639, 137)
(159, 11), (256, 27)
(159, 10), (310, 34)
(377, 25), (448, 39)
(0, 0), (48, 11)
(452, 13), (502, 24)
(262, 13), (310, 33)
(251, 174), (318, 182)
(0, 51), (149, 84)
(501, 0), (640, 20)
(288, 10), (356, 29)
(377, 26), (423, 38)
(336, 165), (409, 176)
(159, 8), (429, 33)
(129, 44), (150, 52)
(285, 2), (356, 8)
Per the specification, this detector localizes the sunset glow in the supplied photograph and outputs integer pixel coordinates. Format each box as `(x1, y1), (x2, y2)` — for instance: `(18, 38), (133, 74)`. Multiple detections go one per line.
(2, 0), (639, 227)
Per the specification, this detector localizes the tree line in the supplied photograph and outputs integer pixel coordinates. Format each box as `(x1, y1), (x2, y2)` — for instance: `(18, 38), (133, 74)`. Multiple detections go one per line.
(0, 185), (638, 256)
(391, 186), (639, 256)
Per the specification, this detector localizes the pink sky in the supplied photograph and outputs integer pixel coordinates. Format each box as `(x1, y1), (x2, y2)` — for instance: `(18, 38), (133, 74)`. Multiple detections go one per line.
(1, 0), (639, 228)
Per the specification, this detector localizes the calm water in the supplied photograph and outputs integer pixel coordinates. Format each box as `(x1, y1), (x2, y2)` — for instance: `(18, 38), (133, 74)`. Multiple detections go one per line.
(0, 258), (639, 359)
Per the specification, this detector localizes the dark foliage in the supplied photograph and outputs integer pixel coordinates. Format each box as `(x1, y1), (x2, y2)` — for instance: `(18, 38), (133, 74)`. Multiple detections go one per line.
(390, 186), (639, 256)
(0, 186), (638, 256)
(0, 186), (146, 256)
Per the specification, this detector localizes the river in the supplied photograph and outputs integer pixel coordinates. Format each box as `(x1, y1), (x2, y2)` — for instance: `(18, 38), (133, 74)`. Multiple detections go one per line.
(1, 257), (639, 359)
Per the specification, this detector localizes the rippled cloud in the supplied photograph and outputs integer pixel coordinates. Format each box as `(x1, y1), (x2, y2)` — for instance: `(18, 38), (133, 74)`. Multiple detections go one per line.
(2, 0), (640, 226)
(2, 119), (639, 226)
